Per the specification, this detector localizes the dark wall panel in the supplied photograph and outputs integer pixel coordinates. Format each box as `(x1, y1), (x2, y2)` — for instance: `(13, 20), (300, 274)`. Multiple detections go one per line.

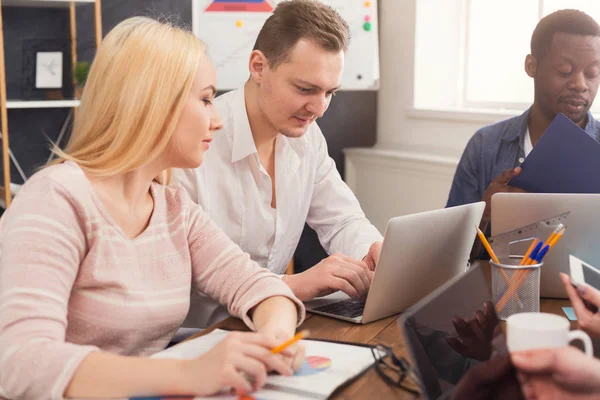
(3, 7), (71, 99)
(76, 0), (192, 62)
(2, 7), (72, 184)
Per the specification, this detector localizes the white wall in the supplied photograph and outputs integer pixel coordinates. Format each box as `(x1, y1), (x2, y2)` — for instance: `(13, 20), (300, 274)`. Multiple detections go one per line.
(377, 0), (514, 158)
(345, 0), (518, 228)
(344, 148), (458, 233)
(413, 0), (465, 110)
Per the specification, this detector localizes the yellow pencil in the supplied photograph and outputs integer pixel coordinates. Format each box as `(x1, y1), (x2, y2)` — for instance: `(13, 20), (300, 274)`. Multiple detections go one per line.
(542, 224), (563, 250)
(476, 226), (500, 263)
(271, 330), (310, 354)
(476, 226), (523, 305)
(548, 228), (565, 249)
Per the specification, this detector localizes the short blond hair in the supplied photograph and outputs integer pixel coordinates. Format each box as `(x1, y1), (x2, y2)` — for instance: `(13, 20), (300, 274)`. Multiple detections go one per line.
(51, 17), (206, 184)
(253, 0), (350, 69)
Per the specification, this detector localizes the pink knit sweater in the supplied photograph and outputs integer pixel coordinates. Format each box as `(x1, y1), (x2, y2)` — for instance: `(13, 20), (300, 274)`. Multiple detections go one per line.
(0, 161), (304, 400)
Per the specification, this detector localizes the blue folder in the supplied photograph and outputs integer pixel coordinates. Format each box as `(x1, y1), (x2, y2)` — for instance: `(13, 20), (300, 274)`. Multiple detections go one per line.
(509, 113), (600, 193)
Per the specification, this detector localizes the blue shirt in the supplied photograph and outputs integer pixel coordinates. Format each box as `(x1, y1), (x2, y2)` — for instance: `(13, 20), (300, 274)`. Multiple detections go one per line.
(446, 108), (600, 208)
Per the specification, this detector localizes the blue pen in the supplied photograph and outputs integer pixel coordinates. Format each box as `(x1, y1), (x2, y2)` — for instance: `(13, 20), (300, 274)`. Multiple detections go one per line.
(527, 241), (543, 263)
(536, 244), (550, 262)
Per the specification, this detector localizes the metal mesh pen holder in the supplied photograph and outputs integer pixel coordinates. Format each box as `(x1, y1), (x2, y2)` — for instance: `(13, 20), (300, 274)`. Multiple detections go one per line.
(491, 258), (542, 320)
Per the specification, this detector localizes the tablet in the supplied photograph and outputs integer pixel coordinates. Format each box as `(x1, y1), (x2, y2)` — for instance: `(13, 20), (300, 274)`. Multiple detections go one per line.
(399, 264), (498, 399)
(569, 255), (600, 290)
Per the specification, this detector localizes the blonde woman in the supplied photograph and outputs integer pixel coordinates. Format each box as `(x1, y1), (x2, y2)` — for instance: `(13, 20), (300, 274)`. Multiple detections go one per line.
(0, 17), (305, 400)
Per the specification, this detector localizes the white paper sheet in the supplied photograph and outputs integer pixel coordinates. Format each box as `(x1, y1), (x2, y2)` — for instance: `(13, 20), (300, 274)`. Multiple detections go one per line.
(151, 329), (378, 399)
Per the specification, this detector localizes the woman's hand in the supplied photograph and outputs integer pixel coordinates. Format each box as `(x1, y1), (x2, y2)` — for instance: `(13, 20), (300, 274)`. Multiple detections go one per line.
(561, 273), (600, 338)
(259, 326), (306, 371)
(250, 295), (305, 371)
(512, 346), (600, 400)
(183, 331), (295, 396)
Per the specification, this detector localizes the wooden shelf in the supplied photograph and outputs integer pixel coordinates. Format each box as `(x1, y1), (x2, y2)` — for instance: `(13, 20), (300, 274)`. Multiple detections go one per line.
(6, 99), (80, 109)
(2, 0), (95, 8)
(0, 0), (100, 207)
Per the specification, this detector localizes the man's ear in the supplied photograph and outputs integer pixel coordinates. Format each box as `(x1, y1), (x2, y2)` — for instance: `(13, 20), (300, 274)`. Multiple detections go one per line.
(249, 50), (269, 83)
(525, 54), (537, 78)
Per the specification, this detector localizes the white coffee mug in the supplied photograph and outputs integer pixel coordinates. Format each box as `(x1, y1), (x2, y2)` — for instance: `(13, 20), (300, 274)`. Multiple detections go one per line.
(507, 312), (593, 356)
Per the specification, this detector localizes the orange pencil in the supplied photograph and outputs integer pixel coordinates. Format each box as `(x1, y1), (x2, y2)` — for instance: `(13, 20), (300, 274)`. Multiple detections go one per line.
(271, 330), (310, 354)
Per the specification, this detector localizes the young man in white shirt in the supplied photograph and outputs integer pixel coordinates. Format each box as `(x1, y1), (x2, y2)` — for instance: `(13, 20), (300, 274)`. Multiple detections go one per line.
(175, 0), (383, 328)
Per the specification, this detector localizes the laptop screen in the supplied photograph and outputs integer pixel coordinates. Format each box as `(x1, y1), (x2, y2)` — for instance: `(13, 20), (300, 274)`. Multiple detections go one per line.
(400, 265), (499, 399)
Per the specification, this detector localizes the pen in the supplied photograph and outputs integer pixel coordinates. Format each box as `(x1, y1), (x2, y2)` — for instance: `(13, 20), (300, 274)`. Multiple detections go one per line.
(271, 330), (310, 354)
(535, 244), (550, 262)
(498, 228), (566, 312)
(525, 241), (544, 265)
(532, 227), (564, 264)
(519, 238), (540, 265)
(499, 240), (554, 311)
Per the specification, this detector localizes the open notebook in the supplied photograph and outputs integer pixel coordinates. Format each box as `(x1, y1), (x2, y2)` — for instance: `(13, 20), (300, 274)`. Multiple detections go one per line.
(143, 329), (378, 400)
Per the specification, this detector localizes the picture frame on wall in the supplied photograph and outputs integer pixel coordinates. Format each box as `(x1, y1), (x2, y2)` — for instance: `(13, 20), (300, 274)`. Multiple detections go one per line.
(21, 38), (73, 101)
(35, 51), (63, 89)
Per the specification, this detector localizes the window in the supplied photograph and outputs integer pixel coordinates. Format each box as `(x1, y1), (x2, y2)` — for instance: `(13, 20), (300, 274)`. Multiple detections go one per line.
(414, 0), (600, 112)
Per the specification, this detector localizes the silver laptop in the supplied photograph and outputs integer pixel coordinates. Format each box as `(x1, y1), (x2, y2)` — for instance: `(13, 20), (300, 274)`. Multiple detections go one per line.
(305, 202), (485, 324)
(399, 264), (494, 399)
(492, 193), (600, 298)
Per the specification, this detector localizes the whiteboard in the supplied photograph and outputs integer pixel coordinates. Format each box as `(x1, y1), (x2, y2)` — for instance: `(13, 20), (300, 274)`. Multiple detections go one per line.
(192, 0), (379, 90)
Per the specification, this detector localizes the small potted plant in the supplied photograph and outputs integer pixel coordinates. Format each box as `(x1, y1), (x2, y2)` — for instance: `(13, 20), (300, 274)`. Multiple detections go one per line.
(74, 61), (90, 99)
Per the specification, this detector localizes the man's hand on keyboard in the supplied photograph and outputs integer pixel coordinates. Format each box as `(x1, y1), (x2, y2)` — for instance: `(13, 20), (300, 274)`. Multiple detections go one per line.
(363, 241), (383, 271)
(282, 253), (374, 302)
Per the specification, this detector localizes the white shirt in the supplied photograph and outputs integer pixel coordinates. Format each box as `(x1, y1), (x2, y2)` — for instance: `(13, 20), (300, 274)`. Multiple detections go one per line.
(174, 88), (383, 328)
(524, 128), (533, 157)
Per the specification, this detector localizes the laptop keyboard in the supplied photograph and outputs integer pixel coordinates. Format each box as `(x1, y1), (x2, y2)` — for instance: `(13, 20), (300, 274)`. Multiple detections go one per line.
(312, 299), (366, 318)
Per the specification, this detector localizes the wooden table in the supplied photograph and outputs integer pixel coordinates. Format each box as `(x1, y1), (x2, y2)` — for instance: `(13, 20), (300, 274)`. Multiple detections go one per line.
(192, 262), (574, 399)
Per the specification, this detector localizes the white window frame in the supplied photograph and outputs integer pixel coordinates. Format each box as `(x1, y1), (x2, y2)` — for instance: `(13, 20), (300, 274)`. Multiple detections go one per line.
(412, 0), (600, 120)
(460, 0), (546, 111)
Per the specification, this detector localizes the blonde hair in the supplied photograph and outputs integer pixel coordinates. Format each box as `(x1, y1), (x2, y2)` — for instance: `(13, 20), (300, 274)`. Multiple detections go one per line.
(51, 16), (206, 184)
